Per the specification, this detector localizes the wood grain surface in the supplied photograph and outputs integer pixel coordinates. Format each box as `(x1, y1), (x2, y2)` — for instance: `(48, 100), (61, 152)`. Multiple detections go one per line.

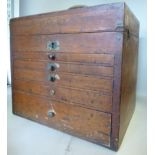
(13, 52), (114, 66)
(10, 2), (139, 151)
(13, 79), (112, 112)
(11, 32), (122, 54)
(13, 68), (113, 93)
(13, 59), (114, 77)
(10, 3), (124, 35)
(13, 90), (111, 146)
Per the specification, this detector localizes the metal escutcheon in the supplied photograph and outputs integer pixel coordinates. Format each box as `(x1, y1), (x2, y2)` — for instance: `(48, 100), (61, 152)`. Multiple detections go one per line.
(48, 74), (60, 82)
(47, 41), (60, 51)
(47, 63), (60, 71)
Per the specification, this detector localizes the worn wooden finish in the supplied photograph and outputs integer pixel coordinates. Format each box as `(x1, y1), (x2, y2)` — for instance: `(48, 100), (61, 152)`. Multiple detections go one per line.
(13, 68), (113, 93)
(13, 91), (111, 146)
(10, 2), (139, 151)
(11, 33), (122, 54)
(118, 4), (140, 149)
(13, 51), (114, 65)
(110, 4), (139, 150)
(10, 3), (124, 35)
(13, 59), (114, 77)
(13, 79), (112, 112)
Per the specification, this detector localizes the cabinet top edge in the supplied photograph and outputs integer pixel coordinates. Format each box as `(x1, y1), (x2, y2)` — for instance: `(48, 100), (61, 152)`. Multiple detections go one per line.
(10, 2), (125, 22)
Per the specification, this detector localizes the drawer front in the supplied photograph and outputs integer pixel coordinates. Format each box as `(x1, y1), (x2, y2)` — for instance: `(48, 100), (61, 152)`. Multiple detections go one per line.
(13, 68), (113, 93)
(13, 90), (111, 146)
(13, 60), (114, 77)
(13, 52), (114, 66)
(11, 32), (122, 54)
(12, 51), (114, 66)
(13, 79), (112, 112)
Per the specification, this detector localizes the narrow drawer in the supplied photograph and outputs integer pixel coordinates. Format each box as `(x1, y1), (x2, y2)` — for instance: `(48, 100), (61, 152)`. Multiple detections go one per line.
(13, 79), (112, 112)
(13, 52), (114, 66)
(13, 68), (113, 93)
(13, 60), (114, 77)
(11, 32), (122, 54)
(13, 90), (111, 146)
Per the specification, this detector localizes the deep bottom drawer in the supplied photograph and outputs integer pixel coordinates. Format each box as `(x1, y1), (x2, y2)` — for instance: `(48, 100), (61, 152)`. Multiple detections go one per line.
(13, 90), (111, 147)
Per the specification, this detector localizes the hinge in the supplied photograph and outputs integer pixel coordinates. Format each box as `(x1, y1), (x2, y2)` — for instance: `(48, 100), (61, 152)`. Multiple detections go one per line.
(115, 23), (130, 39)
(126, 28), (130, 39)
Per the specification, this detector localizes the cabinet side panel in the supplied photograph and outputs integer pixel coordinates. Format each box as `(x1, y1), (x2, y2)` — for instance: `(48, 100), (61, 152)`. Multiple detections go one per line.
(119, 5), (139, 148)
(110, 32), (123, 151)
(124, 4), (139, 36)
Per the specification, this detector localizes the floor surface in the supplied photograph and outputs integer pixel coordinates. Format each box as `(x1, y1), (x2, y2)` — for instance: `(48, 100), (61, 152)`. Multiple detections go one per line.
(7, 86), (147, 155)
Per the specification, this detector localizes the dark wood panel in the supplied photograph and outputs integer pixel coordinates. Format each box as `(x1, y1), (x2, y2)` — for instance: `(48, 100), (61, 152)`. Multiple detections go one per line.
(13, 52), (114, 66)
(110, 5), (139, 150)
(119, 35), (139, 147)
(13, 59), (114, 77)
(10, 3), (124, 35)
(13, 79), (112, 112)
(13, 68), (113, 93)
(13, 90), (111, 146)
(11, 32), (123, 53)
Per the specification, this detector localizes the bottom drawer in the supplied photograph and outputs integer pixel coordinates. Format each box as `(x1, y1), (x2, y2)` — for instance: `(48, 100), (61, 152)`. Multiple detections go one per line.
(13, 90), (111, 147)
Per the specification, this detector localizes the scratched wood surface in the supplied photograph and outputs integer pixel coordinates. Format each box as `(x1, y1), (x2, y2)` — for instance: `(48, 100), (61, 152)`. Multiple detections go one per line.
(13, 52), (114, 65)
(10, 2), (139, 151)
(13, 90), (111, 146)
(118, 3), (140, 149)
(11, 33), (122, 54)
(13, 68), (113, 93)
(13, 79), (112, 112)
(10, 3), (124, 35)
(13, 59), (114, 77)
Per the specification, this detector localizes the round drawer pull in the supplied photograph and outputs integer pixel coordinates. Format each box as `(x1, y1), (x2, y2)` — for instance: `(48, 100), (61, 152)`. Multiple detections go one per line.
(47, 110), (56, 118)
(49, 74), (60, 82)
(50, 89), (55, 96)
(50, 76), (56, 82)
(48, 54), (56, 60)
(47, 63), (60, 71)
(51, 63), (60, 71)
(51, 64), (56, 71)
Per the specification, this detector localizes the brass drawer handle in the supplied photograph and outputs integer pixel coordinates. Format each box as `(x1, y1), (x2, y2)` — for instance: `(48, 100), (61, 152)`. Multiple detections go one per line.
(47, 41), (60, 51)
(47, 110), (56, 118)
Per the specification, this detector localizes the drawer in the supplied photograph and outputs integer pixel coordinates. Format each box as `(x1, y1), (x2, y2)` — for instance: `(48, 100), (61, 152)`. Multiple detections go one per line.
(13, 60), (114, 77)
(11, 32), (122, 53)
(13, 79), (112, 112)
(13, 51), (114, 66)
(13, 68), (113, 93)
(13, 52), (114, 66)
(13, 90), (111, 146)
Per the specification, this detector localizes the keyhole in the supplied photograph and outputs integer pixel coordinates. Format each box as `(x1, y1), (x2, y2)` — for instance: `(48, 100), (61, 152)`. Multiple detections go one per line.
(52, 42), (55, 49)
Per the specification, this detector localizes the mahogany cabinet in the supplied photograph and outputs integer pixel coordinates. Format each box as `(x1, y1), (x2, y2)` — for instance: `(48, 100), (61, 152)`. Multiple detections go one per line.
(10, 2), (139, 151)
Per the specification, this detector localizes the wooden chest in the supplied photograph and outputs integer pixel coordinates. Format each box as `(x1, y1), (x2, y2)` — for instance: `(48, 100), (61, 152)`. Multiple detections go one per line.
(10, 2), (139, 151)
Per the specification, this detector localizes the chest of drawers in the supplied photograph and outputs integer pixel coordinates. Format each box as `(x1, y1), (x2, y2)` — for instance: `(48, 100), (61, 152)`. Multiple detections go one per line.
(10, 2), (139, 151)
